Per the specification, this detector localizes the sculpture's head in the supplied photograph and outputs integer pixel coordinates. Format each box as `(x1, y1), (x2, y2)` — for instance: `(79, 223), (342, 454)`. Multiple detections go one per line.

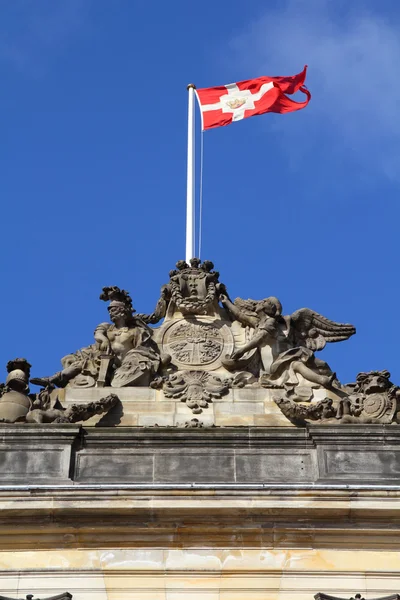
(355, 370), (392, 394)
(257, 296), (282, 317)
(180, 271), (207, 301)
(168, 259), (220, 315)
(108, 303), (132, 324)
(100, 286), (135, 326)
(5, 358), (31, 393)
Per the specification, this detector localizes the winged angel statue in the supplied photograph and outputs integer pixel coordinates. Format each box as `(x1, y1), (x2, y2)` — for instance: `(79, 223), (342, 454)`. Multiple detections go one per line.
(220, 295), (355, 389)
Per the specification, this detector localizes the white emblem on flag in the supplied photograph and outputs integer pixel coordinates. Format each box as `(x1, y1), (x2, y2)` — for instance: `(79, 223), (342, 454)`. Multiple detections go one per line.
(225, 98), (247, 110)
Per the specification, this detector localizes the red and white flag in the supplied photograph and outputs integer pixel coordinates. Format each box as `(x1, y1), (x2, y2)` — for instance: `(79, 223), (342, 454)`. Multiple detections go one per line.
(196, 66), (311, 131)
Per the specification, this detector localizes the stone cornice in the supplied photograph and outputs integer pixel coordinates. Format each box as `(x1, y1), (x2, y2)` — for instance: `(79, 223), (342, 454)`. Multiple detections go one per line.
(0, 487), (398, 549)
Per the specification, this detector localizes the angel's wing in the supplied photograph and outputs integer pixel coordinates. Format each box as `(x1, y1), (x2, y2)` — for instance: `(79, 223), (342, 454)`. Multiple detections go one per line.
(291, 308), (356, 351)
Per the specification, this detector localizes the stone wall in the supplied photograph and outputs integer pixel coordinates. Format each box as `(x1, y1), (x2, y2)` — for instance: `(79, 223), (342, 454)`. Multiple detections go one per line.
(60, 386), (333, 427)
(0, 486), (400, 599)
(1, 423), (400, 485)
(0, 549), (399, 600)
(0, 423), (399, 599)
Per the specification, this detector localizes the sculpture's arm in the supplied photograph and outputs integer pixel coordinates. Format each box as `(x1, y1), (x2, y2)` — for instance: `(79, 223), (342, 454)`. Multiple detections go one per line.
(137, 285), (170, 325)
(219, 295), (258, 328)
(94, 322), (111, 352)
(231, 329), (268, 360)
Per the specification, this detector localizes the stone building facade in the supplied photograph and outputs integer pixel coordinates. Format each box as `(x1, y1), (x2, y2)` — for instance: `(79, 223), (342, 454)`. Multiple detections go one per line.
(0, 260), (399, 599)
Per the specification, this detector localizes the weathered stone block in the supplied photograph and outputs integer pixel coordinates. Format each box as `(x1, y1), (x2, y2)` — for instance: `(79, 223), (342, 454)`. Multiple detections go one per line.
(123, 401), (175, 414)
(235, 449), (316, 482)
(154, 450), (235, 483)
(215, 416), (255, 426)
(254, 413), (292, 427)
(214, 402), (264, 415)
(65, 386), (157, 403)
(0, 424), (80, 483)
(75, 450), (154, 482)
(318, 448), (400, 481)
(232, 388), (270, 403)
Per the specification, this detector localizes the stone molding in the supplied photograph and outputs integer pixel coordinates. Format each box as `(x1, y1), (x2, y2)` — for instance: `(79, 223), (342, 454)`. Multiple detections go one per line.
(0, 424), (398, 550)
(1, 424), (400, 485)
(0, 487), (399, 550)
(77, 424), (400, 484)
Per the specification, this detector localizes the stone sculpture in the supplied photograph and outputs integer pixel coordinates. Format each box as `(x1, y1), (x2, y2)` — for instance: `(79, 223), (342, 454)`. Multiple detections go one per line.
(26, 389), (119, 424)
(273, 394), (336, 425)
(31, 286), (161, 389)
(339, 370), (400, 422)
(14, 257), (400, 425)
(220, 294), (355, 389)
(96, 286), (161, 387)
(274, 370), (400, 425)
(0, 358), (118, 424)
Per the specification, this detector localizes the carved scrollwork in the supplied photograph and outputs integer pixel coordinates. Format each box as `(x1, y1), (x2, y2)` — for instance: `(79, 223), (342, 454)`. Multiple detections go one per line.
(163, 370), (230, 413)
(273, 370), (400, 426)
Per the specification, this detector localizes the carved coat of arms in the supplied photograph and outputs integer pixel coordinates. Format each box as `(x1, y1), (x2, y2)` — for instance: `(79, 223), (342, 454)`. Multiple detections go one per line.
(162, 318), (233, 370)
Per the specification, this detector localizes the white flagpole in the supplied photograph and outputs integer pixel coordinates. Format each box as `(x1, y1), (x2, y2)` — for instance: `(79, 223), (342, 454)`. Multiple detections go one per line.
(186, 83), (196, 263)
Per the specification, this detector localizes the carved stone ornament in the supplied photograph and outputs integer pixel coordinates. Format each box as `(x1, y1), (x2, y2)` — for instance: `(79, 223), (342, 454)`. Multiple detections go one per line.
(10, 256), (400, 427)
(142, 258), (227, 321)
(315, 593), (400, 600)
(274, 370), (400, 426)
(182, 418), (208, 428)
(163, 370), (230, 413)
(0, 594), (72, 600)
(161, 317), (234, 370)
(339, 370), (399, 422)
(27, 391), (119, 424)
(152, 418), (214, 428)
(0, 358), (119, 424)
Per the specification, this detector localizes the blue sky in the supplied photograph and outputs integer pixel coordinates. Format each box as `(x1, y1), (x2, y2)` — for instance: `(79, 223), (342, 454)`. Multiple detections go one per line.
(1, 0), (400, 387)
